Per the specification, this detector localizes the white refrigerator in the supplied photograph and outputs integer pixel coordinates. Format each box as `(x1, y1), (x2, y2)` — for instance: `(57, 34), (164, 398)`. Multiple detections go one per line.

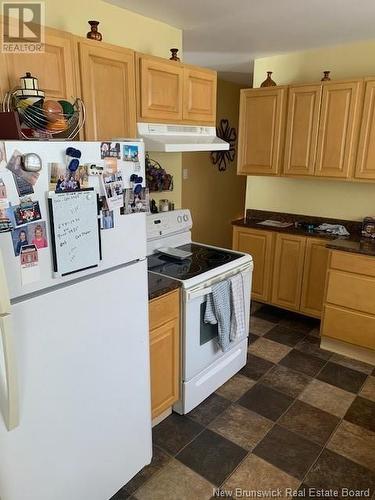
(0, 141), (152, 500)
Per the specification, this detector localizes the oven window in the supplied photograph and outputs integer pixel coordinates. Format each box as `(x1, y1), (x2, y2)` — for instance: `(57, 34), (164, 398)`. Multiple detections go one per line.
(200, 302), (218, 345)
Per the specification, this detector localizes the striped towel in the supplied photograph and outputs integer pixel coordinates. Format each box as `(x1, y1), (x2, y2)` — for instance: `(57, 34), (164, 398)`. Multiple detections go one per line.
(204, 280), (231, 352)
(229, 273), (246, 341)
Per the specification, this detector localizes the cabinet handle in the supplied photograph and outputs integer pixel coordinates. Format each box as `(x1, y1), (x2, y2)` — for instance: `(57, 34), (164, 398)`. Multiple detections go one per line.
(0, 315), (19, 431)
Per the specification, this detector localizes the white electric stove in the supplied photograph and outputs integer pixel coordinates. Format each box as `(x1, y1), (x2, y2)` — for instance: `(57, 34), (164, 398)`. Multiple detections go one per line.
(147, 209), (253, 414)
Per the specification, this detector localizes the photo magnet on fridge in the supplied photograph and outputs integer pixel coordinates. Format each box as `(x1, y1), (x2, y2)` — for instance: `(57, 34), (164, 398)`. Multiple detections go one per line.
(11, 221), (48, 256)
(0, 177), (7, 200)
(20, 244), (40, 286)
(49, 163), (89, 192)
(123, 187), (150, 214)
(12, 198), (42, 226)
(0, 201), (12, 233)
(101, 210), (114, 230)
(101, 170), (124, 210)
(6, 150), (40, 186)
(100, 142), (121, 159)
(123, 144), (139, 162)
(0, 142), (7, 168)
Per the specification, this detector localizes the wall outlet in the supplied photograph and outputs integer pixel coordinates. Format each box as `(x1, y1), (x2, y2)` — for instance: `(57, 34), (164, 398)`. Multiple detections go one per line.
(183, 168), (189, 180)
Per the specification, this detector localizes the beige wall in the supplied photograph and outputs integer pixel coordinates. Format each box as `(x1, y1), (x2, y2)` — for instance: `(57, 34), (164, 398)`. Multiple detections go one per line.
(44, 0), (181, 56)
(246, 39), (375, 221)
(43, 0), (183, 207)
(182, 80), (246, 248)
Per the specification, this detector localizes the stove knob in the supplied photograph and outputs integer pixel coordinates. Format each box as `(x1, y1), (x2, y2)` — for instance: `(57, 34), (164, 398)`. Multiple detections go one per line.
(177, 215), (182, 223)
(183, 215), (189, 222)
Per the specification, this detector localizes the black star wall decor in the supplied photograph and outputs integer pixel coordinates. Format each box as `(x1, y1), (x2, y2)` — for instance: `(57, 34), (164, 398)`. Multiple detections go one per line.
(210, 119), (237, 171)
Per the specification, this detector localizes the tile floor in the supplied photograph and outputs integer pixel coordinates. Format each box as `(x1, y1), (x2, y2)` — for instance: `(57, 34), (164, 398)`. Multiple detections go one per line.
(111, 303), (375, 500)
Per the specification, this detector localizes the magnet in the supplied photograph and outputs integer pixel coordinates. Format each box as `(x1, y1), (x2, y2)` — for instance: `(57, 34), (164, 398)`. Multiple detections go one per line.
(66, 147), (82, 172)
(23, 153), (42, 173)
(134, 183), (142, 195)
(68, 158), (80, 172)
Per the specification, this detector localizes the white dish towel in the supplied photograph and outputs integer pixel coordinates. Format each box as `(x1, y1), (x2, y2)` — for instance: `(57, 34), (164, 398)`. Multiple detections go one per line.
(229, 273), (246, 341)
(204, 280), (231, 352)
(204, 274), (246, 351)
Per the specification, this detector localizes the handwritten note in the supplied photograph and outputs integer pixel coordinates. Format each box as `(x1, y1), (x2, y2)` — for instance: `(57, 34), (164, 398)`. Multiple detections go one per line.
(49, 190), (100, 276)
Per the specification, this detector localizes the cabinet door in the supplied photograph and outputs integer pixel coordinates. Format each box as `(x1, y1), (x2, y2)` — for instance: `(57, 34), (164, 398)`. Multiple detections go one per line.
(150, 317), (180, 419)
(137, 54), (183, 122)
(284, 85), (322, 176)
(4, 28), (75, 100)
(183, 67), (217, 124)
(271, 234), (306, 311)
(355, 79), (375, 180)
(300, 238), (329, 318)
(315, 80), (363, 178)
(78, 41), (136, 140)
(149, 290), (180, 419)
(232, 227), (274, 302)
(237, 87), (287, 175)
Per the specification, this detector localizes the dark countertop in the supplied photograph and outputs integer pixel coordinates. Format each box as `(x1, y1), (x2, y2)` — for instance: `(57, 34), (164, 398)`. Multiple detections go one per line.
(148, 272), (180, 301)
(232, 209), (375, 256)
(232, 217), (340, 240)
(326, 238), (375, 257)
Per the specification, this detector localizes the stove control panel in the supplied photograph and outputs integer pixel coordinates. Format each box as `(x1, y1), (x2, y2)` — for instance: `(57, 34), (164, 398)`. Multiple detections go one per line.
(147, 209), (192, 240)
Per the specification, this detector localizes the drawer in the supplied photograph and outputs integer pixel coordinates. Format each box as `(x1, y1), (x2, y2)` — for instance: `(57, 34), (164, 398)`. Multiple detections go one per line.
(322, 305), (375, 350)
(326, 270), (375, 315)
(149, 289), (179, 330)
(330, 250), (375, 278)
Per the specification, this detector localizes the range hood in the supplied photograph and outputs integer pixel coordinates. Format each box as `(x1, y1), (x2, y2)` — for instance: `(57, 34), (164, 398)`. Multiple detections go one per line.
(137, 123), (229, 153)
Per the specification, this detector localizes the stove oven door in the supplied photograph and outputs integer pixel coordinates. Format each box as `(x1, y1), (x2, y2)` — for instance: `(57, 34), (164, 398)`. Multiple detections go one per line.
(183, 264), (252, 381)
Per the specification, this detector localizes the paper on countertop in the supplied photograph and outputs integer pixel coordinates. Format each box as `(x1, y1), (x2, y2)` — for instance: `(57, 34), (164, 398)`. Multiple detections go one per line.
(316, 223), (350, 236)
(257, 220), (294, 228)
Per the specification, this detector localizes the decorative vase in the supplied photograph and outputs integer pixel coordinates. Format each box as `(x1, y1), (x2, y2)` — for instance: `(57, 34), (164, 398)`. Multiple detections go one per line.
(169, 48), (180, 61)
(87, 21), (102, 41)
(260, 71), (276, 87)
(321, 71), (331, 81)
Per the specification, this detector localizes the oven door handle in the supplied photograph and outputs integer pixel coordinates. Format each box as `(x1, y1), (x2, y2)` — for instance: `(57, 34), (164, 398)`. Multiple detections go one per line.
(186, 286), (213, 301)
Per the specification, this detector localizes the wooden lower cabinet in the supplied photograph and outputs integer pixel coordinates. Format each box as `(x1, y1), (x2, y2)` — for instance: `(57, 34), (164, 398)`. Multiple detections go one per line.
(321, 250), (375, 351)
(232, 226), (274, 302)
(300, 238), (330, 318)
(233, 226), (329, 317)
(271, 233), (306, 311)
(149, 289), (180, 419)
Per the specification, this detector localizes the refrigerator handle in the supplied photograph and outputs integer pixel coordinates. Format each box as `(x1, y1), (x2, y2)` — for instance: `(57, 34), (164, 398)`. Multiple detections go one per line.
(0, 249), (11, 315)
(0, 315), (19, 431)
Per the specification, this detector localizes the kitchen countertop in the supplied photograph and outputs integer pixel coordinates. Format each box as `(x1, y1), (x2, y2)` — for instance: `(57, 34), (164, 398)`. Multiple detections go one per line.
(233, 209), (363, 240)
(148, 272), (180, 301)
(232, 209), (375, 256)
(326, 238), (375, 257)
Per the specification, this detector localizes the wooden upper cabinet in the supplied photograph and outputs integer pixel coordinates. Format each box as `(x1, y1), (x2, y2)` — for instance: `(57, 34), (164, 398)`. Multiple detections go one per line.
(283, 84), (322, 176)
(355, 79), (375, 180)
(137, 54), (183, 122)
(300, 238), (329, 318)
(315, 80), (363, 178)
(4, 27), (75, 100)
(77, 40), (136, 140)
(232, 226), (274, 302)
(237, 87), (287, 175)
(183, 67), (217, 124)
(271, 233), (306, 311)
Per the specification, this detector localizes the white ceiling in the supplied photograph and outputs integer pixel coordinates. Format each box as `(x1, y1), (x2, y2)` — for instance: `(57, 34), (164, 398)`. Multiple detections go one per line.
(105, 0), (375, 84)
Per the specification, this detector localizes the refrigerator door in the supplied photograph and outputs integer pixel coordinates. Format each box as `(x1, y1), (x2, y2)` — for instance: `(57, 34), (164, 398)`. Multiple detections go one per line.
(0, 140), (146, 300)
(0, 314), (19, 431)
(0, 259), (152, 500)
(0, 250), (10, 315)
